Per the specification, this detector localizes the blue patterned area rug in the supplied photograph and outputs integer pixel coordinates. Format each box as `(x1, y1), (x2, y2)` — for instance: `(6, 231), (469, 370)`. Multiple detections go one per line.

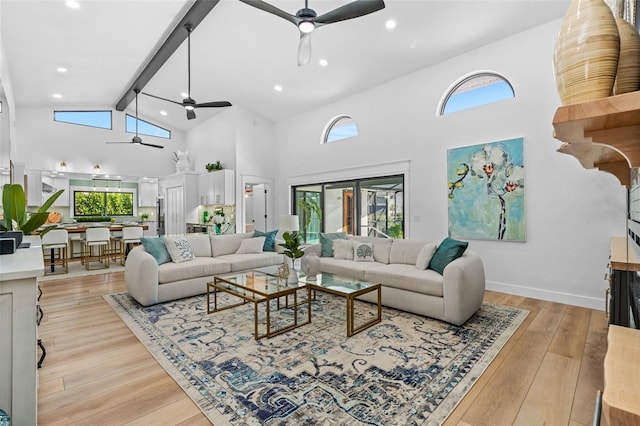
(105, 291), (528, 425)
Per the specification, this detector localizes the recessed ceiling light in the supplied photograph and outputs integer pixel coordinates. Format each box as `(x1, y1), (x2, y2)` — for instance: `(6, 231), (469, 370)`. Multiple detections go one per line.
(319, 59), (328, 67)
(57, 67), (68, 73)
(53, 94), (62, 99)
(66, 1), (80, 9)
(274, 85), (283, 92)
(385, 20), (397, 30)
(160, 110), (167, 116)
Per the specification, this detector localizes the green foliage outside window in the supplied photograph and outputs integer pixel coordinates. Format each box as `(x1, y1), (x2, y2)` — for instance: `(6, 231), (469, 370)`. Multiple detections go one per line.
(74, 191), (134, 216)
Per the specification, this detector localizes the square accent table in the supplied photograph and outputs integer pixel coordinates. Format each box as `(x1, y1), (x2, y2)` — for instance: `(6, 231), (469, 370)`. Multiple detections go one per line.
(301, 272), (382, 337)
(207, 269), (311, 340)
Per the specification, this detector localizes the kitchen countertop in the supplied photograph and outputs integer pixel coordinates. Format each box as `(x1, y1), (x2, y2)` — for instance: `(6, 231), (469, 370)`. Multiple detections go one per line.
(0, 236), (44, 281)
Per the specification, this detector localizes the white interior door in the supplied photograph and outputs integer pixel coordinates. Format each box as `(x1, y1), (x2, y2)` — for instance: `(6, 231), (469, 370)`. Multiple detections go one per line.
(252, 184), (267, 232)
(166, 185), (184, 235)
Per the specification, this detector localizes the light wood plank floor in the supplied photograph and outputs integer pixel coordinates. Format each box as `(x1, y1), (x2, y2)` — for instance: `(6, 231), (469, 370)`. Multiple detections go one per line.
(37, 272), (608, 425)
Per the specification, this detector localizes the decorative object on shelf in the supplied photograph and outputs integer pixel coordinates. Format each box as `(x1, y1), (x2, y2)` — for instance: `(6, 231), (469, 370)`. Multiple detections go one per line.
(447, 138), (525, 241)
(205, 161), (223, 172)
(140, 213), (149, 221)
(278, 231), (304, 284)
(301, 251), (320, 280)
(277, 262), (289, 279)
(1, 183), (64, 236)
(174, 150), (190, 172)
(607, 0), (640, 94)
(553, 0), (620, 105)
(203, 210), (209, 224)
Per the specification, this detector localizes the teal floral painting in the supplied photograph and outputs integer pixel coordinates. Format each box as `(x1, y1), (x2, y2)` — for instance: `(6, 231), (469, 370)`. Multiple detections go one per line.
(447, 138), (525, 241)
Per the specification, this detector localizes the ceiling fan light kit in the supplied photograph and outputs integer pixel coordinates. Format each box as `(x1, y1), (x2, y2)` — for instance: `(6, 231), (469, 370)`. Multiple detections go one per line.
(239, 0), (385, 66)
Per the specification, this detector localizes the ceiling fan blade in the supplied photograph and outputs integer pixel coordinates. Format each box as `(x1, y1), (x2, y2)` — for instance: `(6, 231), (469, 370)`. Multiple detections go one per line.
(141, 91), (185, 107)
(140, 142), (164, 149)
(298, 32), (312, 66)
(105, 141), (130, 144)
(194, 101), (232, 108)
(186, 109), (197, 120)
(238, 0), (299, 25)
(314, 0), (385, 25)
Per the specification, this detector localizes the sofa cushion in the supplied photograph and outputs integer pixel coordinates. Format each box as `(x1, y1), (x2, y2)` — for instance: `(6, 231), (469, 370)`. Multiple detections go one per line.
(236, 237), (265, 254)
(428, 237), (469, 275)
(185, 234), (212, 257)
(158, 257), (231, 284)
(333, 239), (354, 260)
(217, 252), (285, 272)
(320, 232), (347, 257)
(253, 230), (278, 252)
(389, 239), (434, 265)
(140, 237), (171, 265)
(211, 232), (253, 257)
(364, 264), (444, 297)
(164, 237), (195, 263)
(354, 242), (374, 262)
(348, 236), (393, 264)
(416, 242), (438, 270)
(318, 258), (383, 280)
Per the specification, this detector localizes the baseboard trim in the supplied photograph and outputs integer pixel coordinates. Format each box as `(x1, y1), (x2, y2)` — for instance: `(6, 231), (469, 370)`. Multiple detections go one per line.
(486, 281), (606, 311)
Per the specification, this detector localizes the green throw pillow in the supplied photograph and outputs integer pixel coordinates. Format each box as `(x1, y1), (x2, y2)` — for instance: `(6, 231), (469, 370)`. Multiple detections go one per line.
(254, 230), (278, 252)
(319, 232), (347, 257)
(428, 237), (468, 275)
(141, 237), (171, 265)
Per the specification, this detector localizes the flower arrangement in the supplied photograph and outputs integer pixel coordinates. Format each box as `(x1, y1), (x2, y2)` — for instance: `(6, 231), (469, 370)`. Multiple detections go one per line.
(208, 209), (230, 234)
(205, 161), (223, 172)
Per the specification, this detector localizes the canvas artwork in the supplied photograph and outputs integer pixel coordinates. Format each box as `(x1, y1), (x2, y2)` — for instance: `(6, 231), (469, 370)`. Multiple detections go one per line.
(447, 137), (525, 241)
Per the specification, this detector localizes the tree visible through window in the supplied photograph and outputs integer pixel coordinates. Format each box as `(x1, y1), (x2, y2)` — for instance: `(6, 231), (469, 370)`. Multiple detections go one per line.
(74, 191), (133, 216)
(440, 73), (514, 115)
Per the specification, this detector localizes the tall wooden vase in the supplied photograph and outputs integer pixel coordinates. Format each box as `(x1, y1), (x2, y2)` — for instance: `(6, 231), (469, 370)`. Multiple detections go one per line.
(553, 0), (620, 105)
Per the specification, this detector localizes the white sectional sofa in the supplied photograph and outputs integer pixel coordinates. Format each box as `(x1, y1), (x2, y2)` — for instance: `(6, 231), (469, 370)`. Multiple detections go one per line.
(125, 232), (284, 306)
(306, 235), (485, 325)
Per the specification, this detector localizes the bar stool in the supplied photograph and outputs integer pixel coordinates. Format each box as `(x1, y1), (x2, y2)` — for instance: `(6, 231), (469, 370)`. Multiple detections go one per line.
(82, 228), (111, 270)
(41, 229), (69, 275)
(113, 226), (143, 265)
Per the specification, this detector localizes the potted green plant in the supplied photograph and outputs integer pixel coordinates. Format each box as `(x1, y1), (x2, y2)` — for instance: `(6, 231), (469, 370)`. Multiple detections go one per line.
(278, 231), (305, 284)
(1, 183), (64, 236)
(205, 161), (223, 172)
(140, 213), (150, 221)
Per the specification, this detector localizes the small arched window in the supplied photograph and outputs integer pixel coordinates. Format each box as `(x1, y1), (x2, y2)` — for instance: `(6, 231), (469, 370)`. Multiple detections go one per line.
(439, 72), (514, 115)
(323, 115), (358, 143)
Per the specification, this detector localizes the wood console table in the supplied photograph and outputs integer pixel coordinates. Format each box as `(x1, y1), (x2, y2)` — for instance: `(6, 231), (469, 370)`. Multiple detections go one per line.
(603, 325), (640, 425)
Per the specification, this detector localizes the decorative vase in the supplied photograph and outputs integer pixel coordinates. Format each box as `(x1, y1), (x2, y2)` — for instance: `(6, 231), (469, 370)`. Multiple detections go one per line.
(613, 18), (640, 94)
(301, 252), (320, 280)
(287, 263), (298, 285)
(553, 0), (620, 105)
(215, 223), (222, 234)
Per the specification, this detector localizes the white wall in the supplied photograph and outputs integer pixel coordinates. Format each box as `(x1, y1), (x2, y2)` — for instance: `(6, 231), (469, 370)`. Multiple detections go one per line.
(0, 1), (17, 166)
(271, 19), (627, 310)
(15, 106), (183, 178)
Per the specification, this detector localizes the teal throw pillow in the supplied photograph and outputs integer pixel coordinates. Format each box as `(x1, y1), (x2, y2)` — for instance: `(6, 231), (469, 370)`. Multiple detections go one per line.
(428, 237), (469, 275)
(141, 237), (171, 265)
(319, 232), (347, 257)
(254, 230), (278, 252)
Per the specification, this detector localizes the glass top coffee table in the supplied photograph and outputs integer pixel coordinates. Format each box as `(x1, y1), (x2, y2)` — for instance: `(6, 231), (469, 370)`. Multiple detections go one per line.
(207, 267), (311, 340)
(300, 272), (382, 337)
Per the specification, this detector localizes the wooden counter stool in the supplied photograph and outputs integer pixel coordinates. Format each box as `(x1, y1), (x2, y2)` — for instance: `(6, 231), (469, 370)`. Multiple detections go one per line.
(41, 229), (69, 274)
(82, 228), (111, 270)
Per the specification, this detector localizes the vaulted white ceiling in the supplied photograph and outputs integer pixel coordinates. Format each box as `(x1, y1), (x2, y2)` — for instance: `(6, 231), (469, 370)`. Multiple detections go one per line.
(1, 0), (570, 132)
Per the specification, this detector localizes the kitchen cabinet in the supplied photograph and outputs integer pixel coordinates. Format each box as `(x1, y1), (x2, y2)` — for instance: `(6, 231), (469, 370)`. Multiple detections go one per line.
(138, 181), (158, 207)
(200, 169), (235, 205)
(42, 176), (69, 207)
(26, 171), (42, 206)
(160, 172), (199, 235)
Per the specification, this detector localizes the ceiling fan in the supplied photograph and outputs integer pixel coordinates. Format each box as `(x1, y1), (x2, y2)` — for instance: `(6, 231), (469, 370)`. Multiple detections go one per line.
(142, 25), (232, 120)
(106, 89), (164, 149)
(238, 0), (385, 66)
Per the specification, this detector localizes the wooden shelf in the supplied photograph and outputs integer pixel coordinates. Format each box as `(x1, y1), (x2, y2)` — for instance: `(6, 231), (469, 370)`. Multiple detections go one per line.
(552, 91), (640, 187)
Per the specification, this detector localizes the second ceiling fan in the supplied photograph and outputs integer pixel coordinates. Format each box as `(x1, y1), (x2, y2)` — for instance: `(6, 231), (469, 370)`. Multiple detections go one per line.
(143, 24), (231, 120)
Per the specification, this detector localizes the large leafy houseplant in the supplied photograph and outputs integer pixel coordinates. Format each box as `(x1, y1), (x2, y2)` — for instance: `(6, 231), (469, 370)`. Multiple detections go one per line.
(1, 184), (64, 235)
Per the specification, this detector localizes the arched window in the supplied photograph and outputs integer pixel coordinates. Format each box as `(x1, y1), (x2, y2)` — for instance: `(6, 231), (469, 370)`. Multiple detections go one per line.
(323, 115), (358, 143)
(439, 72), (514, 115)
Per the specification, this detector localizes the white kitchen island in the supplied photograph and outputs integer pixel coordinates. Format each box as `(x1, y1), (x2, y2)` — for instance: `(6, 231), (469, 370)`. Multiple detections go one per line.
(0, 235), (43, 425)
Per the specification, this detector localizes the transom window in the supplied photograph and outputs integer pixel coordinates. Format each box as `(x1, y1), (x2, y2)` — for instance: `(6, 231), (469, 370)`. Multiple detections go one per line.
(323, 115), (358, 143)
(54, 110), (112, 130)
(440, 72), (514, 115)
(126, 114), (171, 139)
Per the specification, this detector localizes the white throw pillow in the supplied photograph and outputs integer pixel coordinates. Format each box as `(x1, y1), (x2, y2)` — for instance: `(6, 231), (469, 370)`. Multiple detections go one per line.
(415, 243), (438, 270)
(354, 242), (374, 262)
(164, 237), (195, 263)
(333, 239), (354, 260)
(235, 236), (266, 254)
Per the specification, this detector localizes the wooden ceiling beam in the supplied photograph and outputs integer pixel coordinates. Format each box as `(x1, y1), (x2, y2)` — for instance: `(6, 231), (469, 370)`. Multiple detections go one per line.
(114, 0), (220, 111)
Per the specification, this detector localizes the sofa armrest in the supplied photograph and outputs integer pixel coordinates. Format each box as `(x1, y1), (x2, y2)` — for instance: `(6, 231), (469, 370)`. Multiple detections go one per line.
(125, 245), (161, 306)
(441, 250), (486, 325)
